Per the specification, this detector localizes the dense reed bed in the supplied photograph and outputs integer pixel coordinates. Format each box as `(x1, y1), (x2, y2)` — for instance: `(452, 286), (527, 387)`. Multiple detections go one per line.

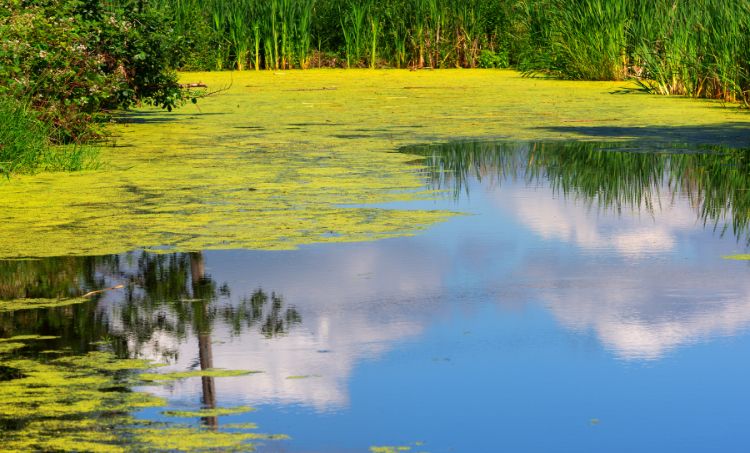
(154, 0), (750, 103)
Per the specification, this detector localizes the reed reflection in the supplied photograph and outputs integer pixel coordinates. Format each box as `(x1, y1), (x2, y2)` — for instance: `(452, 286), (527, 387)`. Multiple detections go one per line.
(405, 140), (750, 243)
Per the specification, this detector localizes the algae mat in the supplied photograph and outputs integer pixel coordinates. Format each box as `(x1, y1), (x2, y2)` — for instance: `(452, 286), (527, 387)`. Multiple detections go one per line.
(2, 70), (749, 258)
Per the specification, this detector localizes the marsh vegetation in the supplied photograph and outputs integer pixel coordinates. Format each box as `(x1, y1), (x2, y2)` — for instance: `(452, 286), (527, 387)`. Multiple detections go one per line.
(163, 0), (750, 102)
(2, 0), (750, 174)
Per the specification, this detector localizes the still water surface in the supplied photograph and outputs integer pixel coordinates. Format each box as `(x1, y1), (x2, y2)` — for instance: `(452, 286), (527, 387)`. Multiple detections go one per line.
(3, 141), (750, 452)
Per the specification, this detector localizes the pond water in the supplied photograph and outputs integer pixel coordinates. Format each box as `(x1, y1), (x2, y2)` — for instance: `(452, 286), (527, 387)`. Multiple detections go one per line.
(2, 140), (750, 452)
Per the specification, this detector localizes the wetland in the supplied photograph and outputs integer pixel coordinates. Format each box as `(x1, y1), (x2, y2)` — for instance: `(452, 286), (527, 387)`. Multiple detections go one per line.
(2, 70), (750, 452)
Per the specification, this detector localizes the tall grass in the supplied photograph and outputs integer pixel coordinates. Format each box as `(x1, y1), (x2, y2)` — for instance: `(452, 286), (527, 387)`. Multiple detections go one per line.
(0, 97), (48, 176)
(0, 96), (99, 177)
(158, 0), (750, 102)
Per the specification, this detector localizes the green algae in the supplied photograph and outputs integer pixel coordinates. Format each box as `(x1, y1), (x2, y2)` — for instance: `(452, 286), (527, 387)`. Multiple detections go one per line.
(128, 427), (287, 452)
(2, 70), (748, 259)
(162, 406), (255, 418)
(0, 297), (89, 312)
(139, 368), (262, 381)
(0, 348), (164, 452)
(0, 342), (26, 354)
(370, 446), (412, 453)
(222, 423), (259, 430)
(0, 335), (58, 342)
(723, 254), (750, 260)
(0, 338), (286, 452)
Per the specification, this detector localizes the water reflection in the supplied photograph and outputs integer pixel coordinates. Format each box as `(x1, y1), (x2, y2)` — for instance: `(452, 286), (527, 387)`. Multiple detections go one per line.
(402, 140), (750, 360)
(0, 251), (302, 435)
(3, 140), (750, 451)
(405, 140), (750, 243)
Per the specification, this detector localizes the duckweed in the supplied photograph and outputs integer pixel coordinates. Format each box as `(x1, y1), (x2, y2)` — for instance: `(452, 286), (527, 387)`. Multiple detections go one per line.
(139, 369), (262, 381)
(370, 446), (412, 453)
(723, 254), (750, 260)
(128, 427), (279, 452)
(0, 339), (285, 452)
(162, 406), (255, 418)
(0, 297), (89, 312)
(2, 70), (749, 258)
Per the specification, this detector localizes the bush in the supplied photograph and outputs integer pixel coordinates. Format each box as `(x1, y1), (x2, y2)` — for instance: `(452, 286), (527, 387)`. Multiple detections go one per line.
(0, 0), (188, 143)
(478, 49), (510, 68)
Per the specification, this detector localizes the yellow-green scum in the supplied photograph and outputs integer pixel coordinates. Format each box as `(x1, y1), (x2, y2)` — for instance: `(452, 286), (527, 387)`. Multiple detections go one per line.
(2, 69), (749, 258)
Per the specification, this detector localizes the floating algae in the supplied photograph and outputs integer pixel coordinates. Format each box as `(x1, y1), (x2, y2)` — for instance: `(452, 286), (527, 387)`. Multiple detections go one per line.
(723, 254), (750, 260)
(162, 406), (255, 418)
(139, 369), (262, 381)
(2, 70), (749, 258)
(0, 337), (285, 452)
(128, 427), (288, 452)
(0, 297), (89, 312)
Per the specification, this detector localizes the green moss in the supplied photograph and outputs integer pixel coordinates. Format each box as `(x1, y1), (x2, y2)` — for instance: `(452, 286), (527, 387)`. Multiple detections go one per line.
(0, 297), (89, 312)
(162, 406), (255, 418)
(139, 368), (262, 381)
(2, 70), (747, 259)
(723, 254), (750, 260)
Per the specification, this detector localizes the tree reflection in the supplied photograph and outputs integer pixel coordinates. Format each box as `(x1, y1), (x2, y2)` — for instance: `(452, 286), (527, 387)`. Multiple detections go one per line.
(405, 140), (750, 242)
(0, 250), (302, 429)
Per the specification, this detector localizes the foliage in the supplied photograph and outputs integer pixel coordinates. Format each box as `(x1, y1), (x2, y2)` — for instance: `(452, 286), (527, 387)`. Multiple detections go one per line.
(0, 97), (48, 176)
(157, 0), (750, 102)
(478, 49), (510, 68)
(0, 96), (99, 175)
(0, 0), (188, 143)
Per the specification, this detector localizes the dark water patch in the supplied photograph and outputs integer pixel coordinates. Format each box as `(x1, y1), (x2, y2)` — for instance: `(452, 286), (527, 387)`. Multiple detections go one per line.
(332, 134), (373, 139)
(538, 122), (750, 147)
(232, 126), (265, 130)
(0, 365), (25, 381)
(114, 112), (227, 125)
(288, 122), (336, 127)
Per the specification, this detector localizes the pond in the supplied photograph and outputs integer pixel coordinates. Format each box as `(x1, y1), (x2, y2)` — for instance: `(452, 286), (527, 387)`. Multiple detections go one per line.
(2, 139), (750, 452)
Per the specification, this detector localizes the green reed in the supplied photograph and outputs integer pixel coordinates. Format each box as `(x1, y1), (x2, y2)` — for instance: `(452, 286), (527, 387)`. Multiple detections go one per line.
(157, 0), (750, 102)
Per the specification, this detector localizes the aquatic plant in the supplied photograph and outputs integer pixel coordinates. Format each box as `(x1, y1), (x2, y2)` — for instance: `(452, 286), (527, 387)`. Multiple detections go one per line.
(723, 255), (750, 260)
(0, 335), (287, 451)
(162, 406), (255, 418)
(140, 369), (262, 381)
(154, 0), (750, 102)
(1, 70), (748, 258)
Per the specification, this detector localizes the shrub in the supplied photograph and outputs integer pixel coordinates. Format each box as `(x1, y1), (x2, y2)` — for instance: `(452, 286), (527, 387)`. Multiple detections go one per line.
(0, 0), (188, 143)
